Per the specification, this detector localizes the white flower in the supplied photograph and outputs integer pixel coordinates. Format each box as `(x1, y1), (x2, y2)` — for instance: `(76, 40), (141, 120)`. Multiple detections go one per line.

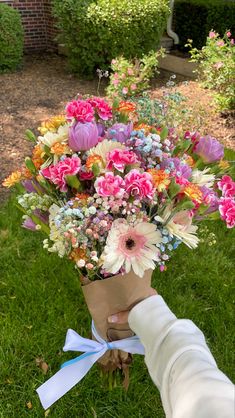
(88, 139), (125, 163)
(191, 168), (215, 188)
(101, 219), (162, 277)
(38, 124), (69, 147)
(164, 209), (199, 249)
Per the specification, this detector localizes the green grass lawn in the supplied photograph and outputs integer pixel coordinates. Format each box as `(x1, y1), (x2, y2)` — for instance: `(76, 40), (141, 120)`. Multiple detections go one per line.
(0, 197), (234, 418)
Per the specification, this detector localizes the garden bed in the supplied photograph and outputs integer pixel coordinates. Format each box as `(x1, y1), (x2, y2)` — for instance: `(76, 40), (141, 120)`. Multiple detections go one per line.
(1, 53), (234, 202)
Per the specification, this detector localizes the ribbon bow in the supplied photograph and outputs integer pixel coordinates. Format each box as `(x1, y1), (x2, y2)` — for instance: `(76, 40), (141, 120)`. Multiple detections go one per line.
(37, 322), (145, 410)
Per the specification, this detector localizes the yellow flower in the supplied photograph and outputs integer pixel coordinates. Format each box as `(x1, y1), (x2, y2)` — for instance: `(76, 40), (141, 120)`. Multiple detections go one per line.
(51, 142), (70, 156)
(86, 154), (105, 171)
(184, 155), (195, 167)
(32, 144), (45, 169)
(38, 115), (66, 135)
(134, 123), (154, 134)
(2, 171), (22, 188)
(219, 159), (230, 170)
(147, 169), (171, 192)
(184, 183), (203, 204)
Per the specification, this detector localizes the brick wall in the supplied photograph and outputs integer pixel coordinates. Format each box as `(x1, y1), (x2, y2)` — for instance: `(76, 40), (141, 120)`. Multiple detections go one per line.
(0, 0), (57, 51)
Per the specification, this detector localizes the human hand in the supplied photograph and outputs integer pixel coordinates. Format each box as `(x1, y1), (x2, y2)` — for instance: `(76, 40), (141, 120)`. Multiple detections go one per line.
(108, 288), (157, 324)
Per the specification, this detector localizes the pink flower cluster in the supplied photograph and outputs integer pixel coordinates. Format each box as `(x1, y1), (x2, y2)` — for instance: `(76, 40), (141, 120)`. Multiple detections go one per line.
(106, 149), (139, 172)
(95, 169), (155, 199)
(66, 100), (94, 123)
(219, 198), (235, 228)
(87, 97), (112, 121)
(66, 97), (112, 123)
(218, 175), (235, 198)
(41, 156), (81, 192)
(217, 176), (235, 228)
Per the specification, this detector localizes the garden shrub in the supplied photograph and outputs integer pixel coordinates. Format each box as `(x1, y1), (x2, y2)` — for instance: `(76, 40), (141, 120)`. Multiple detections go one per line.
(0, 4), (24, 72)
(174, 0), (235, 50)
(52, 0), (170, 77)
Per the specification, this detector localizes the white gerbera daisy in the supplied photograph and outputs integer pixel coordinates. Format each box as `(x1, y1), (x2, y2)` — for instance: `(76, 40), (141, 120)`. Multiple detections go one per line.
(88, 139), (125, 163)
(38, 124), (69, 147)
(101, 219), (162, 277)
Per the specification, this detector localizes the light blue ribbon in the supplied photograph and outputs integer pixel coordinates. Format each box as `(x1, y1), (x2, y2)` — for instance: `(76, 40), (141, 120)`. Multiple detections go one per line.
(37, 321), (145, 410)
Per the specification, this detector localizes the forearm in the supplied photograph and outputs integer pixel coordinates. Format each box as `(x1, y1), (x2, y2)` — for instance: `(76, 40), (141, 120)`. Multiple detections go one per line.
(128, 295), (234, 418)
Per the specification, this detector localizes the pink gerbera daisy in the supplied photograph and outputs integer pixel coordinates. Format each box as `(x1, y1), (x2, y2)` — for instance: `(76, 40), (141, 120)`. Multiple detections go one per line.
(101, 219), (162, 277)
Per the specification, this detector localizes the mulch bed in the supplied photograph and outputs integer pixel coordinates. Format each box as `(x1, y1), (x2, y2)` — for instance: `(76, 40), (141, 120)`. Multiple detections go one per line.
(0, 53), (234, 203)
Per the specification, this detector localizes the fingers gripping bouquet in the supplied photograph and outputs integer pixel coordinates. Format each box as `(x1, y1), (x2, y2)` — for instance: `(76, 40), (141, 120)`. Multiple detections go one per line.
(3, 96), (235, 408)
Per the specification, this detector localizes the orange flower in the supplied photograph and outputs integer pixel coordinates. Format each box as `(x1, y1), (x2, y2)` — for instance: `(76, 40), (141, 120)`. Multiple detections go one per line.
(38, 115), (66, 135)
(21, 166), (33, 179)
(184, 183), (203, 204)
(147, 169), (171, 192)
(69, 248), (87, 262)
(2, 171), (22, 188)
(184, 155), (195, 167)
(32, 144), (45, 169)
(117, 101), (136, 114)
(51, 142), (70, 156)
(134, 123), (154, 134)
(72, 193), (90, 207)
(86, 154), (104, 171)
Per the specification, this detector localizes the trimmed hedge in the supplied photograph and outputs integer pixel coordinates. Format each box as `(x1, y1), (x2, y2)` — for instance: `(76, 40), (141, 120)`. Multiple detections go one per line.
(174, 0), (235, 50)
(0, 4), (24, 72)
(52, 0), (170, 77)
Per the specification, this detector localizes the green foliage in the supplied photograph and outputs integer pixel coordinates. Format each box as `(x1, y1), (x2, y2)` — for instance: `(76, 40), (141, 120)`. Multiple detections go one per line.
(0, 4), (24, 72)
(187, 31), (235, 110)
(174, 0), (235, 50)
(0, 194), (234, 416)
(52, 0), (170, 76)
(106, 50), (165, 99)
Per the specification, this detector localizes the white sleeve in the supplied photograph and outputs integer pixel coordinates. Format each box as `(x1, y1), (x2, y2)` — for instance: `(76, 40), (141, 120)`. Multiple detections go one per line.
(128, 295), (235, 418)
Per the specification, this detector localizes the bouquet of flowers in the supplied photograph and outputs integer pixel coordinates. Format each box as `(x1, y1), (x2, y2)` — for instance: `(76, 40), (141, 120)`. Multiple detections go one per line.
(3, 95), (235, 408)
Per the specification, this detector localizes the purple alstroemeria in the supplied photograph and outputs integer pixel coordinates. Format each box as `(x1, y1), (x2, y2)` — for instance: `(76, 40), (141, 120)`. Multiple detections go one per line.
(107, 122), (133, 143)
(22, 209), (49, 231)
(194, 135), (224, 163)
(69, 121), (99, 151)
(22, 179), (45, 193)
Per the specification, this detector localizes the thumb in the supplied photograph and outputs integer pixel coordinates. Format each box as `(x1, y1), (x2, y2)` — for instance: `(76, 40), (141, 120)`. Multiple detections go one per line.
(108, 310), (129, 324)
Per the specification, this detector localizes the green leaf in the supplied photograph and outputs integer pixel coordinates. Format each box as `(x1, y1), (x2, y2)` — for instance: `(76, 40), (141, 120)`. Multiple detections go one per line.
(25, 129), (36, 143)
(65, 175), (81, 190)
(25, 157), (37, 175)
(168, 179), (181, 198)
(160, 126), (168, 140)
(91, 163), (100, 177)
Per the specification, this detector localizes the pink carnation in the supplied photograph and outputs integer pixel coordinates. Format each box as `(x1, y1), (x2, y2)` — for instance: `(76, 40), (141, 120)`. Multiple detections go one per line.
(122, 87), (128, 95)
(79, 170), (94, 181)
(66, 100), (94, 123)
(87, 97), (112, 121)
(217, 175), (235, 198)
(226, 31), (231, 38)
(219, 197), (235, 228)
(95, 172), (125, 197)
(41, 156), (81, 192)
(106, 149), (139, 172)
(216, 40), (225, 47)
(124, 169), (155, 199)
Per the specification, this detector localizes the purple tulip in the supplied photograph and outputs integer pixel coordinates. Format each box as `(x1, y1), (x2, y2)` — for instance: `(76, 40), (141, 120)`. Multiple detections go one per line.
(194, 135), (224, 163)
(107, 122), (133, 144)
(69, 121), (99, 151)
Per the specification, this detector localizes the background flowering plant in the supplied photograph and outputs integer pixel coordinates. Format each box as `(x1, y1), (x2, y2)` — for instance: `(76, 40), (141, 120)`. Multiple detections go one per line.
(3, 96), (235, 280)
(106, 50), (165, 99)
(187, 30), (235, 110)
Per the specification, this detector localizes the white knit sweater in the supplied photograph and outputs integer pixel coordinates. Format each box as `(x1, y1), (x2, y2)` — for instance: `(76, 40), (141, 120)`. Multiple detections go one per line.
(128, 295), (235, 418)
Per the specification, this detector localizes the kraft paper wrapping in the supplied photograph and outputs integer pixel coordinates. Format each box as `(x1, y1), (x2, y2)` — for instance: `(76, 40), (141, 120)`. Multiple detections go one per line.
(81, 270), (152, 385)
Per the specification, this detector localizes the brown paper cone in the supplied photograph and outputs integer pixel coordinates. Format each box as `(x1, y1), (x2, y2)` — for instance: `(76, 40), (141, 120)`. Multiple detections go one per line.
(81, 270), (152, 386)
